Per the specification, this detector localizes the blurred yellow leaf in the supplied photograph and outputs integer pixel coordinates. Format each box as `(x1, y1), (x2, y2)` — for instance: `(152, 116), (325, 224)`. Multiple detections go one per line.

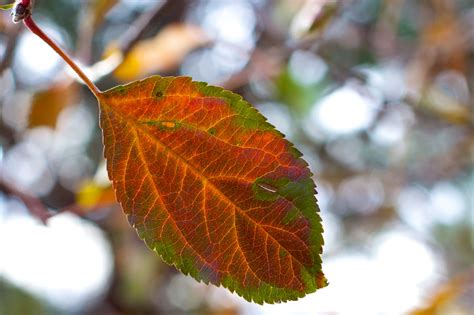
(76, 180), (116, 209)
(113, 23), (210, 81)
(28, 83), (78, 128)
(290, 0), (338, 39)
(422, 14), (467, 73)
(77, 0), (118, 61)
(408, 13), (468, 95)
(87, 0), (118, 30)
(424, 88), (472, 126)
(410, 273), (473, 315)
(0, 3), (14, 11)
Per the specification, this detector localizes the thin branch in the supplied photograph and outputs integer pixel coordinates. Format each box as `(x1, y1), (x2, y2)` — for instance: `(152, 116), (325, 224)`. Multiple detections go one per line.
(0, 179), (50, 223)
(85, 0), (170, 83)
(118, 0), (168, 55)
(0, 178), (113, 223)
(0, 22), (21, 73)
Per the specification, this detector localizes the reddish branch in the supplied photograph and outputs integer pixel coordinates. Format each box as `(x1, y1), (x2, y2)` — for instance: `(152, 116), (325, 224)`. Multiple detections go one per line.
(0, 178), (99, 223)
(0, 179), (51, 223)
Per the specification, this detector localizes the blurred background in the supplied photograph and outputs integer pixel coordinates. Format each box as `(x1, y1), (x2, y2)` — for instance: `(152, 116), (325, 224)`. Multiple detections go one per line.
(0, 0), (473, 314)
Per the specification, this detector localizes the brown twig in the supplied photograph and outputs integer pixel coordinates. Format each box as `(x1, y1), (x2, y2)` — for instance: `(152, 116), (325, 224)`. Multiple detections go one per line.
(118, 0), (169, 56)
(79, 0), (170, 63)
(0, 23), (21, 73)
(0, 177), (114, 223)
(86, 0), (173, 83)
(0, 178), (51, 223)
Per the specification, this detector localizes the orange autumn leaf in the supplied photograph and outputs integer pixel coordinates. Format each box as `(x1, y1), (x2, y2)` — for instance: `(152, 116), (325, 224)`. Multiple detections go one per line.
(410, 273), (473, 315)
(28, 82), (78, 128)
(97, 76), (326, 303)
(113, 24), (210, 81)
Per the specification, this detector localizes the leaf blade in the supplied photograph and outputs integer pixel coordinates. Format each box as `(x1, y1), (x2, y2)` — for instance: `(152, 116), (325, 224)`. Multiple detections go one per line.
(98, 76), (326, 303)
(0, 3), (14, 10)
(28, 82), (78, 129)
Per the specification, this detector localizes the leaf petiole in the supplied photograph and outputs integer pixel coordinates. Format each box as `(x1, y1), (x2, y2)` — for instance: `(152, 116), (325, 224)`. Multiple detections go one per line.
(10, 0), (102, 98)
(22, 16), (102, 97)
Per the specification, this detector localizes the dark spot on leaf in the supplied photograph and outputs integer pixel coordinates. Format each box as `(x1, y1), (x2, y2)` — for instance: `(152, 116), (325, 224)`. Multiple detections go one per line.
(116, 85), (128, 94)
(141, 121), (160, 126)
(208, 127), (217, 136)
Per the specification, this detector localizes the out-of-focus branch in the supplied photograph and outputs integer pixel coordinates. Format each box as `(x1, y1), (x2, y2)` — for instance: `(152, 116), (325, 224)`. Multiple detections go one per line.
(0, 178), (105, 223)
(87, 0), (173, 83)
(0, 178), (51, 223)
(221, 43), (282, 90)
(118, 0), (168, 56)
(0, 21), (21, 73)
(403, 93), (474, 131)
(221, 0), (345, 90)
(50, 1), (172, 85)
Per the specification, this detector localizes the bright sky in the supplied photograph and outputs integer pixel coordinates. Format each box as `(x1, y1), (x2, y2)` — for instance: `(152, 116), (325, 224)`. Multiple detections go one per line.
(0, 204), (113, 312)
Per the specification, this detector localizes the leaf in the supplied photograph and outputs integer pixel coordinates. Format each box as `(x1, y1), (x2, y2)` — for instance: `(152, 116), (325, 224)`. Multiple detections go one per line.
(76, 0), (118, 62)
(112, 24), (210, 81)
(86, 0), (118, 31)
(28, 82), (78, 128)
(410, 273), (472, 315)
(76, 180), (116, 209)
(290, 0), (338, 39)
(98, 76), (326, 303)
(0, 3), (14, 11)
